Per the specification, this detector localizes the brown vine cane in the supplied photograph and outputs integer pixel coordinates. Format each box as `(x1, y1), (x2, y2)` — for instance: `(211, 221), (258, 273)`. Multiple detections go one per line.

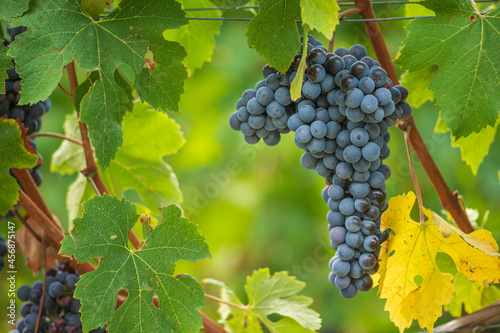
(352, 0), (474, 234)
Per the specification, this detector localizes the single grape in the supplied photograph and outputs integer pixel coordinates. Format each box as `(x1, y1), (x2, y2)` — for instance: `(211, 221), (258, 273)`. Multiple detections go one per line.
(277, 72), (290, 86)
(309, 48), (327, 65)
(327, 210), (345, 227)
(302, 81), (322, 99)
(343, 145), (362, 164)
(307, 64), (327, 83)
(240, 122), (255, 136)
(255, 86), (274, 106)
(244, 134), (260, 145)
(340, 75), (359, 91)
(360, 56), (375, 68)
(237, 106), (250, 122)
(248, 115), (266, 129)
(394, 85), (409, 100)
(345, 88), (364, 108)
(353, 158), (371, 172)
(349, 260), (365, 279)
(328, 271), (337, 285)
(354, 274), (373, 292)
(369, 67), (388, 87)
(300, 152), (318, 169)
(350, 61), (369, 79)
(345, 231), (363, 248)
(359, 253), (377, 269)
(262, 64), (277, 79)
(352, 170), (370, 183)
(339, 283), (358, 298)
(333, 160), (351, 179)
(241, 89), (256, 104)
(265, 100), (285, 118)
(363, 235), (380, 252)
(310, 120), (327, 138)
(363, 205), (380, 220)
(17, 285), (32, 302)
(361, 220), (377, 235)
(339, 198), (355, 216)
(334, 47), (349, 57)
(323, 153), (338, 169)
(274, 87), (292, 106)
(373, 87), (392, 106)
(358, 77), (375, 94)
(348, 44), (368, 60)
(332, 259), (351, 277)
(335, 275), (351, 289)
(246, 97), (265, 115)
(327, 185), (344, 201)
(298, 104), (316, 123)
(315, 107), (330, 123)
(330, 227), (347, 244)
(48, 281), (65, 298)
(328, 198), (341, 211)
(265, 73), (281, 91)
(263, 131), (281, 146)
(320, 74), (336, 93)
(360, 95), (378, 114)
(255, 127), (269, 138)
(361, 142), (380, 161)
(345, 216), (362, 232)
(349, 125), (370, 147)
(254, 80), (265, 91)
(342, 55), (358, 70)
(307, 138), (326, 153)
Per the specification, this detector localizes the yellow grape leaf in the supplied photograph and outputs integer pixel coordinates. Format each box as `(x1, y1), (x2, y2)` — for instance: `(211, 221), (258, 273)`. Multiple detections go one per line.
(378, 192), (500, 333)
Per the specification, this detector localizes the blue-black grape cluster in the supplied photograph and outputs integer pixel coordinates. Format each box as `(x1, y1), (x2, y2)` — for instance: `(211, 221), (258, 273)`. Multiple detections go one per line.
(0, 234), (7, 271)
(12, 264), (106, 333)
(229, 35), (412, 298)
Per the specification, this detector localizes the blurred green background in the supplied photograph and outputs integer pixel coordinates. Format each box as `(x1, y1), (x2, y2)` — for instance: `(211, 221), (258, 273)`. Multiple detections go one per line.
(1, 2), (499, 332)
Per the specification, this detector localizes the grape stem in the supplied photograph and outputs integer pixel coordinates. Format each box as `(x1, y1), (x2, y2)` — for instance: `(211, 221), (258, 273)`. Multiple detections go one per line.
(30, 132), (84, 147)
(58, 82), (73, 98)
(470, 0), (481, 15)
(34, 250), (48, 333)
(65, 61), (143, 251)
(403, 127), (425, 224)
(328, 30), (336, 53)
(205, 293), (248, 311)
(339, 7), (362, 20)
(10, 207), (43, 243)
(352, 0), (475, 234)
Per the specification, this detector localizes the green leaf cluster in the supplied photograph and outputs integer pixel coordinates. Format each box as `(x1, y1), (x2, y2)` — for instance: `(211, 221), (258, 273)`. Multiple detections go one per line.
(60, 195), (211, 333)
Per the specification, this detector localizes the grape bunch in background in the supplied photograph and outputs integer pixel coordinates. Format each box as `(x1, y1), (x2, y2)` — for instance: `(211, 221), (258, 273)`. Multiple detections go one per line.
(0, 234), (7, 271)
(13, 264), (106, 333)
(228, 34), (412, 298)
(2, 26), (50, 189)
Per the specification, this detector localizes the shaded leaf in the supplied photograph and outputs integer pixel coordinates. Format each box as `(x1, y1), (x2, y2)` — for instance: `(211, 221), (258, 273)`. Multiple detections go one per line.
(246, 0), (301, 73)
(400, 65), (437, 108)
(50, 113), (86, 175)
(0, 46), (13, 94)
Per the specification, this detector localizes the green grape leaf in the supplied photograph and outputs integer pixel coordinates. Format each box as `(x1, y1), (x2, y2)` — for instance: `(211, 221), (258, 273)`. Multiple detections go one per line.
(164, 0), (222, 76)
(0, 46), (13, 94)
(290, 28), (308, 101)
(102, 102), (186, 214)
(0, 119), (39, 215)
(78, 66), (134, 170)
(396, 0), (500, 138)
(9, 0), (187, 105)
(222, 0), (250, 7)
(135, 40), (187, 112)
(435, 113), (499, 175)
(246, 0), (301, 73)
(206, 268), (321, 332)
(400, 66), (437, 108)
(50, 113), (86, 176)
(300, 0), (340, 39)
(0, 0), (30, 21)
(9, 0), (187, 170)
(60, 195), (211, 333)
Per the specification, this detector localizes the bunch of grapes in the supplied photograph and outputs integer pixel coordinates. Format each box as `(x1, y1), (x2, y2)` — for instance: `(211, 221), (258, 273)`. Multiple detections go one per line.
(13, 264), (106, 333)
(0, 234), (7, 271)
(228, 35), (412, 298)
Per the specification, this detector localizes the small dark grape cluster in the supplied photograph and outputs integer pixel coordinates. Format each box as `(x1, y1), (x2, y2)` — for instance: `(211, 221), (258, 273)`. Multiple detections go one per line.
(229, 65), (295, 146)
(12, 264), (106, 333)
(229, 35), (412, 298)
(0, 234), (7, 271)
